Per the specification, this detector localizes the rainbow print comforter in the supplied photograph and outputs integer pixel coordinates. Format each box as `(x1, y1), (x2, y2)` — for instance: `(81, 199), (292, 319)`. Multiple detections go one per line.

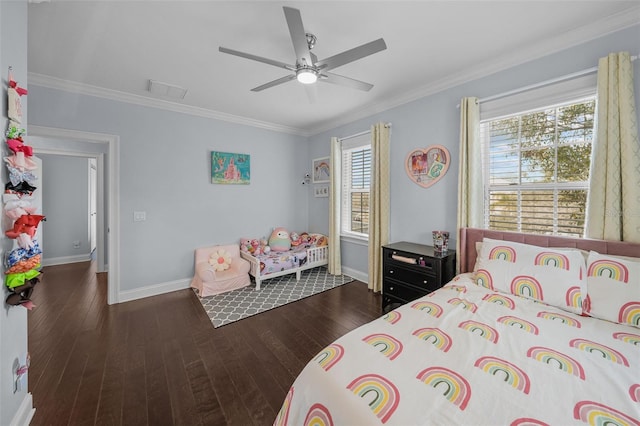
(275, 274), (640, 425)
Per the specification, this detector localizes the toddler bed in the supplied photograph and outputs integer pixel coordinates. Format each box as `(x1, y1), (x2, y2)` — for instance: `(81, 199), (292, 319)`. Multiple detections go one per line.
(275, 228), (640, 425)
(240, 232), (329, 290)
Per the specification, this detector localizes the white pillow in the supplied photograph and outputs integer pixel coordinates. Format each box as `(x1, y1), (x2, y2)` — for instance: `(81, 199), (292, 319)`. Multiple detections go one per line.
(584, 251), (640, 328)
(209, 249), (232, 271)
(475, 238), (587, 314)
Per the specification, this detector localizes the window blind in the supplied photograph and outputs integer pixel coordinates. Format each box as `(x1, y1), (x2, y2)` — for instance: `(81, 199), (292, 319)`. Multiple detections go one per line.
(481, 96), (595, 237)
(340, 133), (371, 237)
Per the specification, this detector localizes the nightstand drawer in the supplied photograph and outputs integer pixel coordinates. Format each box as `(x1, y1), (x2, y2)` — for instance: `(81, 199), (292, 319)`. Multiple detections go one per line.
(385, 249), (439, 273)
(381, 242), (456, 314)
(383, 279), (429, 301)
(384, 264), (439, 291)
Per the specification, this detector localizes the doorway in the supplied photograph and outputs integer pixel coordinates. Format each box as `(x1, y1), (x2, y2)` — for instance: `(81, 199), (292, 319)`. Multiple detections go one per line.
(27, 126), (121, 304)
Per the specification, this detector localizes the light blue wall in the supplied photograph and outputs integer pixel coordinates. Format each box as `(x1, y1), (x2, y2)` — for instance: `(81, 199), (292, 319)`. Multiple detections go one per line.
(308, 25), (640, 277)
(27, 24), (640, 292)
(1, 1), (31, 424)
(38, 154), (90, 260)
(28, 88), (309, 291)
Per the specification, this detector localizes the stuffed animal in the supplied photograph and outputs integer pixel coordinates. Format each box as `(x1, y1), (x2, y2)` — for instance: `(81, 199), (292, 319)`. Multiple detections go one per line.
(239, 237), (252, 253)
(308, 233), (328, 246)
(268, 227), (291, 252)
(260, 239), (271, 254)
(290, 232), (301, 247)
(250, 239), (261, 255)
(299, 232), (310, 245)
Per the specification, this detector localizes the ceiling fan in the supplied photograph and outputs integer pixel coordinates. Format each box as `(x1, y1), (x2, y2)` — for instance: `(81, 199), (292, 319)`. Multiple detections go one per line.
(219, 6), (387, 95)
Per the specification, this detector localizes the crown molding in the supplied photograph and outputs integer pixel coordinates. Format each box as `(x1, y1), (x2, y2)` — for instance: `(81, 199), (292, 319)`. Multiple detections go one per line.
(28, 6), (639, 139)
(27, 73), (309, 136)
(306, 6), (640, 135)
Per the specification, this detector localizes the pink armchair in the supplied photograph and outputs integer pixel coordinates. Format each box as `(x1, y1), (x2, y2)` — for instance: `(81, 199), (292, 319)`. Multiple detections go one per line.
(190, 244), (251, 297)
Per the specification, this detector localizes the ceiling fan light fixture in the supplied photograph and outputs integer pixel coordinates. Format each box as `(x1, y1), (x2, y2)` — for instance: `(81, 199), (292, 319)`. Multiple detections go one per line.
(296, 68), (318, 84)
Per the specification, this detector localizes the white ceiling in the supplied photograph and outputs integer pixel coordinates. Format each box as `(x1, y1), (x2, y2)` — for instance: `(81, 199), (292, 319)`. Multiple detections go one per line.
(27, 1), (640, 136)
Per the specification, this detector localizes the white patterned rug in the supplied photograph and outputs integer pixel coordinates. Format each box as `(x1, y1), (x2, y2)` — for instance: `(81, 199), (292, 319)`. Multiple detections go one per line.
(196, 266), (354, 328)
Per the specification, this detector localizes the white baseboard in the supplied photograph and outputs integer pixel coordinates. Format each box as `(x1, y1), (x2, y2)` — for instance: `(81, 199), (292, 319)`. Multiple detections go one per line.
(10, 392), (35, 426)
(115, 267), (364, 304)
(118, 278), (191, 303)
(41, 254), (90, 266)
(342, 266), (368, 284)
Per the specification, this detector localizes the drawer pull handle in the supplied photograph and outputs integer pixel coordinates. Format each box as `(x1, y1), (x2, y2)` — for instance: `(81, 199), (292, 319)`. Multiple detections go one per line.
(389, 270), (394, 274)
(389, 287), (394, 291)
(423, 280), (428, 284)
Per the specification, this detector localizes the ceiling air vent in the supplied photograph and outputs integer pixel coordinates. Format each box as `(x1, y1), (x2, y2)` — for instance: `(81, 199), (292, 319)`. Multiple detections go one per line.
(147, 79), (188, 99)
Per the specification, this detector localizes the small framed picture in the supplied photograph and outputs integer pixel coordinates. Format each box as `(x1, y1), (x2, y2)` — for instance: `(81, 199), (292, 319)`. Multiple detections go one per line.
(314, 185), (329, 198)
(312, 157), (330, 183)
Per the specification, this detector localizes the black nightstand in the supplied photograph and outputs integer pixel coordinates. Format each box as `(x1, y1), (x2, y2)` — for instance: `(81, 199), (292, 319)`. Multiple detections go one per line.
(382, 241), (456, 313)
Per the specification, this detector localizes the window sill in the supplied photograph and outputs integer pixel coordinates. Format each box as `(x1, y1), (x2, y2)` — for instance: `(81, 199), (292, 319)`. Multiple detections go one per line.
(340, 235), (368, 246)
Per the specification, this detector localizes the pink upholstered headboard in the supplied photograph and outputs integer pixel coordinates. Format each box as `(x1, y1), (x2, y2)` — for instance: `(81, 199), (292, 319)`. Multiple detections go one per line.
(459, 227), (640, 273)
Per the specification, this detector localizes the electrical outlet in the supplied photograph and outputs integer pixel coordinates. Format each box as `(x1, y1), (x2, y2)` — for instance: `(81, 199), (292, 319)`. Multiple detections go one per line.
(133, 211), (146, 222)
(73, 240), (80, 249)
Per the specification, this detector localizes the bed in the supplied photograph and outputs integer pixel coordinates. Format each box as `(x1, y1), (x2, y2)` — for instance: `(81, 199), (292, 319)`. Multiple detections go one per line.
(240, 242), (328, 290)
(275, 228), (640, 425)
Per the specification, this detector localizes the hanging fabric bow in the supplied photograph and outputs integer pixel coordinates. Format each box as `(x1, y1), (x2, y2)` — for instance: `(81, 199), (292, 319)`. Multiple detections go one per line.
(5, 269), (40, 289)
(6, 242), (42, 267)
(7, 165), (37, 187)
(7, 139), (33, 156)
(5, 214), (46, 239)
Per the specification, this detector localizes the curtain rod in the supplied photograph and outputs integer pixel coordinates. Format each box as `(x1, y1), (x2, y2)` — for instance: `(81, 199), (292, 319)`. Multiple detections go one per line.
(338, 123), (392, 142)
(457, 54), (638, 108)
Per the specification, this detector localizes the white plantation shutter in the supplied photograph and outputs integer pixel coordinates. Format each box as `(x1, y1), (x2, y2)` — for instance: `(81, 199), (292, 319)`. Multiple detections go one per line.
(341, 133), (371, 238)
(480, 96), (595, 237)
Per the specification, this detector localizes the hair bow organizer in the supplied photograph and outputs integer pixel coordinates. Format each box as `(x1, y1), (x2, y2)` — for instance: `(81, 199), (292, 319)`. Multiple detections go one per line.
(3, 67), (43, 309)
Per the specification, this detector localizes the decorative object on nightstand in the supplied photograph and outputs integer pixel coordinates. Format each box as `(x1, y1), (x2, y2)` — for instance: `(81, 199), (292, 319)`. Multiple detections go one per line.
(432, 230), (450, 253)
(381, 241), (456, 313)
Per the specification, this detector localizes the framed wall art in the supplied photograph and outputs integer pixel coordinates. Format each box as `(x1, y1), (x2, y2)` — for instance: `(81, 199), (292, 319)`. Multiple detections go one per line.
(314, 185), (329, 198)
(211, 151), (250, 184)
(312, 157), (330, 183)
(405, 145), (450, 188)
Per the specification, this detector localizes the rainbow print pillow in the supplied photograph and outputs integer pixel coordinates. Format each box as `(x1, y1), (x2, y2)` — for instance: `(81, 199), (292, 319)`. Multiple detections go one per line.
(475, 238), (586, 314)
(584, 251), (640, 328)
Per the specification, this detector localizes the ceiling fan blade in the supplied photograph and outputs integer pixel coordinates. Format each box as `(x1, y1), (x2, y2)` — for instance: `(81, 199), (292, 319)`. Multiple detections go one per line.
(315, 38), (387, 71)
(219, 46), (294, 71)
(321, 72), (374, 91)
(251, 74), (296, 92)
(283, 6), (313, 67)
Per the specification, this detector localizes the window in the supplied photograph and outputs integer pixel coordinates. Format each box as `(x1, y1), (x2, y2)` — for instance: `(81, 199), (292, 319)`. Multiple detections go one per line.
(481, 97), (595, 237)
(341, 135), (371, 239)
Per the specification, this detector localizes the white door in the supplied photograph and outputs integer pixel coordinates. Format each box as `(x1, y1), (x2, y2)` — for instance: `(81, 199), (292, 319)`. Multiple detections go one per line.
(33, 156), (43, 249)
(89, 158), (97, 255)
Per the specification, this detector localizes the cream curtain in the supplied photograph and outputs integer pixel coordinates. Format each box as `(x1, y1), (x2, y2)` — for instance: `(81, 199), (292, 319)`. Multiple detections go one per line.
(328, 137), (342, 274)
(367, 123), (390, 292)
(585, 52), (640, 243)
(456, 97), (483, 272)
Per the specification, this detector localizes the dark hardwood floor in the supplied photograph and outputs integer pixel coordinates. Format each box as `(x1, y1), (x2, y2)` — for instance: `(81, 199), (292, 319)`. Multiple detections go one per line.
(28, 261), (381, 425)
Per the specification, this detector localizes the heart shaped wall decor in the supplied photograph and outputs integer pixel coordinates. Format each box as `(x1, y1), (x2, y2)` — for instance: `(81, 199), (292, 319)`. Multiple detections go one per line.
(405, 145), (450, 188)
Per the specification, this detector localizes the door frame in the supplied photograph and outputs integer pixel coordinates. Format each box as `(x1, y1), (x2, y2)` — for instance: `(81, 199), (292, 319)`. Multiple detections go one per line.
(28, 125), (121, 305)
(88, 158), (97, 255)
